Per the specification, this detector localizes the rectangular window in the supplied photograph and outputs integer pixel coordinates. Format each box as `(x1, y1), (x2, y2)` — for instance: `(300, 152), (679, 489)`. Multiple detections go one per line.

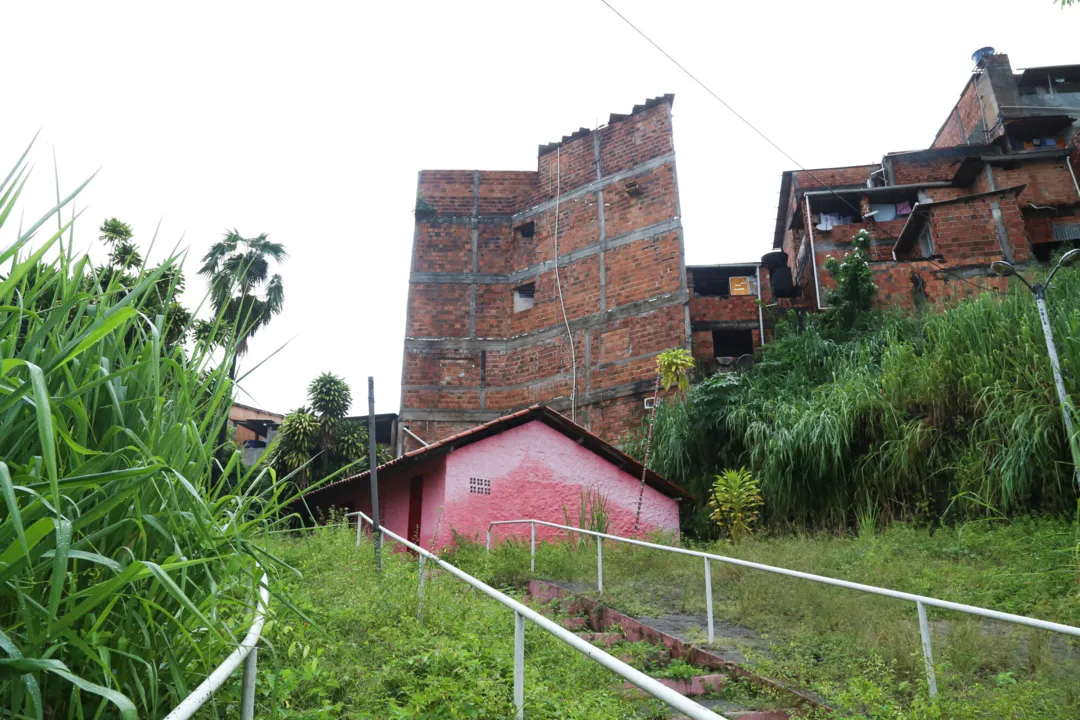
(712, 329), (754, 359)
(515, 221), (535, 240)
(469, 477), (491, 495)
(513, 283), (535, 313)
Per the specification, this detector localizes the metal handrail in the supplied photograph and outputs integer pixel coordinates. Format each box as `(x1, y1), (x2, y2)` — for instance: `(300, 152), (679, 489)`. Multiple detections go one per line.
(345, 511), (726, 720)
(163, 567), (270, 720)
(486, 519), (1080, 699)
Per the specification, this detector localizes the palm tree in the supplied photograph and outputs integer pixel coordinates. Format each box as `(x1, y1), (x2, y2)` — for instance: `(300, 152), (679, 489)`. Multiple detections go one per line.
(198, 230), (286, 376)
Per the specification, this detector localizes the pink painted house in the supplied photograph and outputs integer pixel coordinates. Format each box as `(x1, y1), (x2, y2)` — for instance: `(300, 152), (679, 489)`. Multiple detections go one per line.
(302, 405), (688, 550)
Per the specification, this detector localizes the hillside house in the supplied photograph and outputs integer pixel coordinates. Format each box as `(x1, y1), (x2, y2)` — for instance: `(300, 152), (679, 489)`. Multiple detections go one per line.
(302, 405), (688, 550)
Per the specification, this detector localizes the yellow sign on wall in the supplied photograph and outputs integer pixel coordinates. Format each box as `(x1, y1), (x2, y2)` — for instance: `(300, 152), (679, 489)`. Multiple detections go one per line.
(728, 276), (754, 296)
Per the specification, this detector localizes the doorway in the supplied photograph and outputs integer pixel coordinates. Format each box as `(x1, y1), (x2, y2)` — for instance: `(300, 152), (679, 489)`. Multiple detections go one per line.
(407, 476), (424, 546)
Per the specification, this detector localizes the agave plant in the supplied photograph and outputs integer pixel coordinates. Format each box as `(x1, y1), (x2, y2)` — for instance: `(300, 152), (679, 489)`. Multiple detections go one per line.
(708, 468), (763, 544)
(0, 140), (296, 718)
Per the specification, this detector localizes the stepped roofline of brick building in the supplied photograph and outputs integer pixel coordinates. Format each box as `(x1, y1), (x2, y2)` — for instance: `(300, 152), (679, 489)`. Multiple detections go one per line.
(398, 94), (696, 452)
(397, 51), (1080, 453)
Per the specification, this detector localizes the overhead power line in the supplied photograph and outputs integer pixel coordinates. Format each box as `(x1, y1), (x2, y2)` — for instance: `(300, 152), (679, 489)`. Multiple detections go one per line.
(598, 0), (1005, 295)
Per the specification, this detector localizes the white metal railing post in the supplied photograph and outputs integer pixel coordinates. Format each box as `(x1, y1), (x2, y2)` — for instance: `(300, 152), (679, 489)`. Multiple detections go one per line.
(372, 513), (726, 719)
(418, 554), (427, 598)
(597, 537), (603, 595)
(704, 558), (714, 645)
(483, 517), (1080, 705)
(514, 611), (525, 719)
(530, 521), (536, 573)
(487, 527), (492, 551)
(163, 567), (270, 720)
(355, 512), (363, 547)
(917, 601), (938, 699)
(240, 645), (257, 720)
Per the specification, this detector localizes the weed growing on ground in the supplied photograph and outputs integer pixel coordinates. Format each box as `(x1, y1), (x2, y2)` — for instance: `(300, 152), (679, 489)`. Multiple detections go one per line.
(465, 519), (1080, 719)
(209, 526), (674, 719)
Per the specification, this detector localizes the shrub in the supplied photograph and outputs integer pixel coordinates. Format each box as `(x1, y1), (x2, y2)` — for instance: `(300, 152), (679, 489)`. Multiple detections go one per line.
(708, 468), (763, 544)
(635, 260), (1080, 532)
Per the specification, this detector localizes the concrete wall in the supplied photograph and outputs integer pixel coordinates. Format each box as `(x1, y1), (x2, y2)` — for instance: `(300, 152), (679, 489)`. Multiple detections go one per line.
(400, 98), (688, 449)
(442, 420), (679, 550)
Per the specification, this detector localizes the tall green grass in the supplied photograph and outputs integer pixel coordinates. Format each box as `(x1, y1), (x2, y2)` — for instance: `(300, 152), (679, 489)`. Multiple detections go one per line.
(0, 142), (294, 717)
(632, 268), (1080, 534)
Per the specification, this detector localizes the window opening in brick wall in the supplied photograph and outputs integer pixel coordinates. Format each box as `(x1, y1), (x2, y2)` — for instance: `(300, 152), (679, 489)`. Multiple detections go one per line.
(692, 266), (758, 297)
(918, 223), (935, 259)
(469, 477), (491, 495)
(515, 221), (535, 240)
(712, 329), (754, 359)
(513, 283), (535, 312)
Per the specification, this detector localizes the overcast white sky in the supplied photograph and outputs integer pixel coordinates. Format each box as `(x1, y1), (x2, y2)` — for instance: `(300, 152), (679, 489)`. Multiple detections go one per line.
(3, 1), (1076, 415)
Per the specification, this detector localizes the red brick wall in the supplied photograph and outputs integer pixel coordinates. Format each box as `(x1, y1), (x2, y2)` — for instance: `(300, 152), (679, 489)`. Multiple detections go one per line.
(871, 262), (1009, 308)
(1027, 213), (1080, 246)
(605, 232), (682, 306)
(413, 225), (473, 273)
(991, 159), (1080, 206)
(406, 283), (470, 337)
(932, 77), (981, 148)
(401, 98), (685, 448)
(794, 165), (878, 190)
(892, 156), (966, 185)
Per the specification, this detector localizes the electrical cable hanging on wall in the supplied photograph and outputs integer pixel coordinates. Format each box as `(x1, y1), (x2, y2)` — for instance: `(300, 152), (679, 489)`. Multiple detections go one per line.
(551, 146), (578, 421)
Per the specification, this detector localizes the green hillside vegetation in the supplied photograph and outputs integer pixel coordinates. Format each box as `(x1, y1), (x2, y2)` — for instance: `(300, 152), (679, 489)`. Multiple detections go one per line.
(235, 526), (675, 719)
(0, 145), (296, 718)
(468, 519), (1080, 719)
(634, 259), (1080, 536)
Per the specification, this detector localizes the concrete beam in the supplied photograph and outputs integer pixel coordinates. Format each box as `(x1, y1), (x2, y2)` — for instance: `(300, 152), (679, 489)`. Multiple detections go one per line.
(399, 378), (655, 423)
(403, 289), (689, 351)
(408, 218), (681, 287)
(511, 152), (676, 222)
(690, 320), (764, 332)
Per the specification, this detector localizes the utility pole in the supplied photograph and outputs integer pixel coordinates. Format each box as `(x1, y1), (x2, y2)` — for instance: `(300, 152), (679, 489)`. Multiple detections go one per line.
(1033, 285), (1079, 492)
(368, 376), (382, 572)
(992, 251), (1080, 494)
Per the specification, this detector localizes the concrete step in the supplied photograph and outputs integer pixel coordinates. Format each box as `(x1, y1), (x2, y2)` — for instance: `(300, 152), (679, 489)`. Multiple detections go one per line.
(577, 631), (622, 647)
(624, 673), (725, 697)
(559, 616), (588, 630)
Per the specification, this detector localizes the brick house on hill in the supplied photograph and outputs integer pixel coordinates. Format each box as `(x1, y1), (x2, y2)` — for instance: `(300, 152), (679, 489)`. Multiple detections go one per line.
(767, 51), (1080, 313)
(398, 51), (1080, 452)
(399, 96), (702, 452)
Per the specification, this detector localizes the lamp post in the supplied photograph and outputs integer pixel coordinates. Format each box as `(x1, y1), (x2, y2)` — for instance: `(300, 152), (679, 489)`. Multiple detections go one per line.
(991, 249), (1080, 492)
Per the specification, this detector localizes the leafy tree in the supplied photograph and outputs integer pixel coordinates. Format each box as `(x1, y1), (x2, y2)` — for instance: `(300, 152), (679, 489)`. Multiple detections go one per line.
(198, 230), (286, 374)
(268, 372), (390, 487)
(823, 228), (877, 328)
(96, 217), (188, 346)
(99, 217), (143, 269)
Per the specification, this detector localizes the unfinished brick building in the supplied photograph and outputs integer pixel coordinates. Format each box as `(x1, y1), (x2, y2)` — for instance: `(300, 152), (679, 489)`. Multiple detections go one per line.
(398, 51), (1080, 452)
(398, 96), (692, 451)
(768, 51), (1080, 311)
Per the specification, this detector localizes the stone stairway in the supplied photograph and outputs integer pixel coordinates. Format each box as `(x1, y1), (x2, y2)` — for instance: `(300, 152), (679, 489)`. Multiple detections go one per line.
(527, 580), (803, 719)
